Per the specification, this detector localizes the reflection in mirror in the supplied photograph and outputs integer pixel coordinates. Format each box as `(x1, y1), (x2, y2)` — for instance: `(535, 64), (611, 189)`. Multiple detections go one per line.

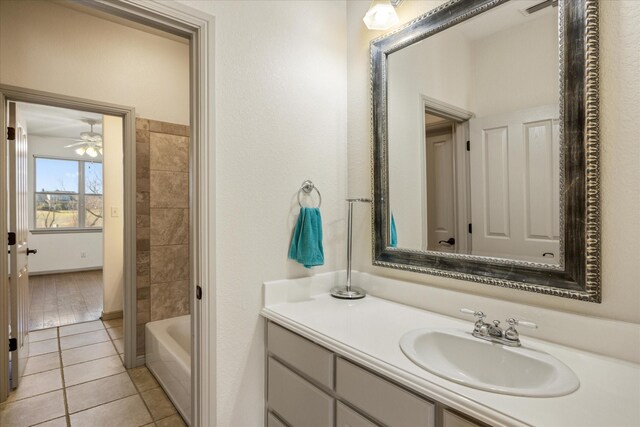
(387, 0), (560, 265)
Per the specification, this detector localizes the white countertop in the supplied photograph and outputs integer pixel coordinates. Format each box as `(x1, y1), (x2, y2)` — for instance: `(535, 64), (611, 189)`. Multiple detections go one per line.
(261, 274), (640, 427)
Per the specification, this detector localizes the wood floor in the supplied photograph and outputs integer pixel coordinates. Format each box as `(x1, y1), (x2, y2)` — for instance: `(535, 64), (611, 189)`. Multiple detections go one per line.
(29, 270), (103, 331)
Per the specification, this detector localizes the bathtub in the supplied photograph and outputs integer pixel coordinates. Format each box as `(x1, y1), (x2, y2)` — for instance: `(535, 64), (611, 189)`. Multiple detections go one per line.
(145, 315), (191, 425)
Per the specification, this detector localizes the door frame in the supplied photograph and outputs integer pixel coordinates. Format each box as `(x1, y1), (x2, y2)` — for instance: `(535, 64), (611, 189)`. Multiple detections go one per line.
(0, 1), (215, 425)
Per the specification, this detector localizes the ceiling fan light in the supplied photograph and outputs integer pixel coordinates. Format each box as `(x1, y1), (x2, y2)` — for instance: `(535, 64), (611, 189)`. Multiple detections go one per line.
(86, 146), (98, 157)
(75, 147), (87, 156)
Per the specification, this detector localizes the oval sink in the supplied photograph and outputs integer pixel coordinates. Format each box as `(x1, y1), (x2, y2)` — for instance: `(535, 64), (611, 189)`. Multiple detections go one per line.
(399, 328), (579, 397)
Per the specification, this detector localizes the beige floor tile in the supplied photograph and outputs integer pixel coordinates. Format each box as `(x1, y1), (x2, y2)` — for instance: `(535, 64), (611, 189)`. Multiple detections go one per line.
(141, 387), (176, 420)
(107, 326), (124, 340)
(32, 416), (68, 426)
(0, 390), (65, 427)
(114, 338), (125, 354)
(29, 338), (59, 357)
(24, 352), (61, 376)
(62, 341), (117, 366)
(103, 318), (123, 329)
(7, 369), (62, 402)
(128, 366), (159, 392)
(69, 394), (152, 427)
(63, 355), (125, 386)
(156, 414), (187, 427)
(30, 328), (58, 342)
(66, 372), (137, 413)
(60, 329), (110, 350)
(59, 320), (105, 337)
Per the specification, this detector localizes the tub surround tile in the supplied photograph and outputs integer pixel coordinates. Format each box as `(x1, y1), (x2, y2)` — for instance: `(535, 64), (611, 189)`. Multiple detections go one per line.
(128, 366), (159, 393)
(150, 133), (189, 172)
(150, 282), (189, 321)
(61, 341), (117, 366)
(137, 275), (150, 288)
(136, 118), (150, 131)
(150, 246), (189, 284)
(24, 352), (61, 376)
(63, 355), (125, 386)
(136, 128), (150, 144)
(150, 171), (189, 208)
(137, 324), (146, 355)
(69, 394), (152, 427)
(6, 369), (62, 402)
(137, 214), (151, 228)
(60, 330), (110, 350)
(136, 191), (151, 215)
(151, 209), (189, 246)
(66, 372), (137, 414)
(149, 120), (189, 137)
(141, 387), (177, 420)
(0, 390), (66, 427)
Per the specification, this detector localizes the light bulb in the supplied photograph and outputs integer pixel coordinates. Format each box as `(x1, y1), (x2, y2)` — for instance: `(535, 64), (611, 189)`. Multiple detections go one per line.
(363, 0), (399, 30)
(86, 146), (98, 157)
(75, 147), (87, 156)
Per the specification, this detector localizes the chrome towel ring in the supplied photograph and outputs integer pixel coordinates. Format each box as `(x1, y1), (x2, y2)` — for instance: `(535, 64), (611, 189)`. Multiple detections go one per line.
(297, 180), (322, 208)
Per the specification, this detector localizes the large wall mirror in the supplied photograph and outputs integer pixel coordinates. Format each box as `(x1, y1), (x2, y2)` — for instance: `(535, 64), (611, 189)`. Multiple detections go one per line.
(371, 0), (600, 301)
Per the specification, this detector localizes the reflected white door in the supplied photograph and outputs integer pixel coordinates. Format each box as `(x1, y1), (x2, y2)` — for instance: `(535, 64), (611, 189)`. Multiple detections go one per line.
(469, 105), (560, 263)
(425, 131), (456, 252)
(8, 101), (30, 388)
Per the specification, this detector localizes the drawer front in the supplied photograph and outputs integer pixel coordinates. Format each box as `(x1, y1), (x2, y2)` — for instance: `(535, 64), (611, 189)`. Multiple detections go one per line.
(268, 322), (334, 389)
(336, 402), (379, 427)
(268, 357), (334, 427)
(336, 358), (435, 427)
(443, 409), (483, 427)
(267, 412), (288, 427)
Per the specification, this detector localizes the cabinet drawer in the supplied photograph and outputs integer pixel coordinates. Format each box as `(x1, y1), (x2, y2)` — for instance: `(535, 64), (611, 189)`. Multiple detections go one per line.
(336, 402), (379, 427)
(267, 412), (288, 427)
(268, 357), (334, 427)
(268, 321), (334, 389)
(336, 358), (435, 427)
(443, 409), (483, 427)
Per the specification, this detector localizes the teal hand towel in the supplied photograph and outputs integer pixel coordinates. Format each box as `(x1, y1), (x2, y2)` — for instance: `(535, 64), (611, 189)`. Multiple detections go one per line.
(390, 213), (398, 247)
(289, 207), (324, 268)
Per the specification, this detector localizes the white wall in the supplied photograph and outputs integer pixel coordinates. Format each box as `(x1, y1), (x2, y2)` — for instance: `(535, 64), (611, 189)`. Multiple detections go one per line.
(102, 116), (124, 315)
(27, 135), (103, 273)
(0, 0), (190, 125)
(348, 0), (640, 325)
(176, 1), (348, 425)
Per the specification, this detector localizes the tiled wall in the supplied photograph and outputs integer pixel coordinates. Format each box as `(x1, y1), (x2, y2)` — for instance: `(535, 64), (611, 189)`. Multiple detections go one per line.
(136, 118), (190, 356)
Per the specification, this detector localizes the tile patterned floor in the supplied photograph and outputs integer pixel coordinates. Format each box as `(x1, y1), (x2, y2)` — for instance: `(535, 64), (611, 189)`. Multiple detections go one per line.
(0, 319), (186, 427)
(29, 271), (104, 331)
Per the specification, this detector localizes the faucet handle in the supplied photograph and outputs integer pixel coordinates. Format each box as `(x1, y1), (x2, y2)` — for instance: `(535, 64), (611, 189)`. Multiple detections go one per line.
(506, 318), (538, 329)
(460, 308), (486, 321)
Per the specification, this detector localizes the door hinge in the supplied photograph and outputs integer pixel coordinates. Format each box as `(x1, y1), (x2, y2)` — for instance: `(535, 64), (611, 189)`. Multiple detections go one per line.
(196, 285), (202, 300)
(7, 126), (15, 140)
(468, 223), (473, 234)
(8, 232), (16, 246)
(9, 338), (17, 352)
(466, 140), (470, 151)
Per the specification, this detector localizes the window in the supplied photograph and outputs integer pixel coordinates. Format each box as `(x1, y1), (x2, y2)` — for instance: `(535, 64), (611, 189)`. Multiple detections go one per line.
(34, 157), (103, 230)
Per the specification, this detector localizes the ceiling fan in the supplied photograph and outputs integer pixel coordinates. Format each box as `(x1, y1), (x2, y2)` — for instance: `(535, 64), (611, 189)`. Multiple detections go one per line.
(64, 119), (103, 157)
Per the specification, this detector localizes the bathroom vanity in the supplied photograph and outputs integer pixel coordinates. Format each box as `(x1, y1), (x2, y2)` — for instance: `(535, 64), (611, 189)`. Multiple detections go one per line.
(261, 273), (640, 427)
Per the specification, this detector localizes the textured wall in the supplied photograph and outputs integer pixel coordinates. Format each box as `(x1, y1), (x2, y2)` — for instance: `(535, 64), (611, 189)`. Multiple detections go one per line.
(347, 0), (640, 323)
(135, 118), (190, 356)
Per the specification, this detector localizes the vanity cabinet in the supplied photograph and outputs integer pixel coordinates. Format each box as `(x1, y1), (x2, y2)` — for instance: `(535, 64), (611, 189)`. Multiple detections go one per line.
(266, 321), (484, 427)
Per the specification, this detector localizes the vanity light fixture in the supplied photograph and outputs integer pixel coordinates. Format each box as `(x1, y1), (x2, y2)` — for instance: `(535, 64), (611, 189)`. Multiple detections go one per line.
(363, 0), (400, 31)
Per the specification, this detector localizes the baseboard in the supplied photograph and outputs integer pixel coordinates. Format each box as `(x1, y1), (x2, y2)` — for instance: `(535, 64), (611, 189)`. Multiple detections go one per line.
(29, 267), (103, 276)
(101, 310), (123, 320)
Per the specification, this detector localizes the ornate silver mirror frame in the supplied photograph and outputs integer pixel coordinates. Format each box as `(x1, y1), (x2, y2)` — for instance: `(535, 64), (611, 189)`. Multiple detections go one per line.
(371, 0), (601, 302)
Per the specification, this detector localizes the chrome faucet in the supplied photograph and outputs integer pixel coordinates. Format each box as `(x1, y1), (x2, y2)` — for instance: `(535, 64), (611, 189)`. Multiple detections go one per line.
(460, 309), (537, 347)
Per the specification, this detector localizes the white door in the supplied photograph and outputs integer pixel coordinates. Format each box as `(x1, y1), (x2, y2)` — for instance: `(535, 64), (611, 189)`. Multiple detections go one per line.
(425, 131), (456, 252)
(469, 105), (560, 263)
(8, 101), (31, 388)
